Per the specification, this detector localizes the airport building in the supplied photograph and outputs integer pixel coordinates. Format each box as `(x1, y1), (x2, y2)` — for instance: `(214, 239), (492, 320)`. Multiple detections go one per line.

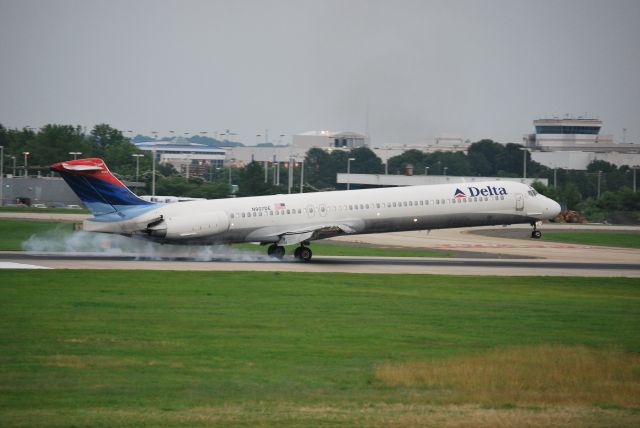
(135, 138), (226, 177)
(523, 117), (640, 170)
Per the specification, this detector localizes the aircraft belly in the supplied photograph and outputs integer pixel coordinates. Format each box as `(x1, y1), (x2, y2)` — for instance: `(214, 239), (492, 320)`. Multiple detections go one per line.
(362, 212), (536, 234)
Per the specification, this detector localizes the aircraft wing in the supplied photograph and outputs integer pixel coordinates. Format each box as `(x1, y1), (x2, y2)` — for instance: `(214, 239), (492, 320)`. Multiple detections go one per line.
(247, 221), (362, 246)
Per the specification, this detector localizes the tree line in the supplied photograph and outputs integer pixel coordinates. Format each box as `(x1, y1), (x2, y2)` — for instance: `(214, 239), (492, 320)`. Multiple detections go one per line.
(1, 123), (637, 222)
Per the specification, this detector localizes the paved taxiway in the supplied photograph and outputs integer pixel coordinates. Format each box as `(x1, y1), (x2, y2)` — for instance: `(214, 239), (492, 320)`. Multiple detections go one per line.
(0, 252), (638, 276)
(1, 213), (638, 276)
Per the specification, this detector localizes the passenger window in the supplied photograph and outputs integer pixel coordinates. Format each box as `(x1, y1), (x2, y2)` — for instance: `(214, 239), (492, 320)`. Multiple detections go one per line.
(408, 201), (413, 206)
(376, 203), (380, 208)
(365, 204), (369, 209)
(419, 200), (423, 205)
(436, 200), (440, 205)
(349, 205), (353, 210)
(241, 213), (245, 218)
(392, 202), (397, 207)
(360, 204), (364, 209)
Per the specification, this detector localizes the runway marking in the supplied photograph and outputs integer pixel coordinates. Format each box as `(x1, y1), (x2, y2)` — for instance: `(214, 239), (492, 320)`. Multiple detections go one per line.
(0, 262), (52, 269)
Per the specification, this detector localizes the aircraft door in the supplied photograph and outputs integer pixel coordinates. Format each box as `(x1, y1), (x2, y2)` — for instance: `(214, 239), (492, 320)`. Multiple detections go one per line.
(515, 193), (524, 211)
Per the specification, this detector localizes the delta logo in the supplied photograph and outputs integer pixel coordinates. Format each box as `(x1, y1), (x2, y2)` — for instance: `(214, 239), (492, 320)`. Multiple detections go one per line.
(454, 186), (508, 197)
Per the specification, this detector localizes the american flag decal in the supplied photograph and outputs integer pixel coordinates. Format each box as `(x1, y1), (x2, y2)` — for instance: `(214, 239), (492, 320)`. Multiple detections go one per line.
(274, 202), (286, 209)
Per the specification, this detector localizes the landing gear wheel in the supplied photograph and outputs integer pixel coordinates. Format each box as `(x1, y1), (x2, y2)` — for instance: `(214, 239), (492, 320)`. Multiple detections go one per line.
(272, 245), (285, 260)
(267, 244), (277, 256)
(299, 246), (312, 262)
(293, 247), (302, 259)
(530, 222), (542, 239)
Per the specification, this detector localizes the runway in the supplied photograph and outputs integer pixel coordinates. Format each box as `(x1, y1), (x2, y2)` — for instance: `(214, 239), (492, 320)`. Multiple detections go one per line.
(1, 251), (638, 276)
(1, 213), (638, 276)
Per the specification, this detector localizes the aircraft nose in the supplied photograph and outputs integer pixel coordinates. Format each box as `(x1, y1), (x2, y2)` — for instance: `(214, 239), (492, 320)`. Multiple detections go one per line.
(548, 199), (561, 217)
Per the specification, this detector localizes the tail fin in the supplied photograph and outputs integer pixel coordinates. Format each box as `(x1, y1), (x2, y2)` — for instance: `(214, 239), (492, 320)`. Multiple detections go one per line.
(51, 158), (154, 216)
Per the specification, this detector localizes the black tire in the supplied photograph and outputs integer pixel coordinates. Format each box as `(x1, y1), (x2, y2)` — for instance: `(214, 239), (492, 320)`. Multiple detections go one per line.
(293, 247), (302, 259)
(273, 246), (285, 260)
(267, 244), (277, 256)
(532, 230), (542, 239)
(300, 247), (312, 262)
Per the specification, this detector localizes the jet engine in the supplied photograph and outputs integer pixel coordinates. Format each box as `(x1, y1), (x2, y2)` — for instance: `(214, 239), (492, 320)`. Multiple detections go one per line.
(147, 211), (229, 240)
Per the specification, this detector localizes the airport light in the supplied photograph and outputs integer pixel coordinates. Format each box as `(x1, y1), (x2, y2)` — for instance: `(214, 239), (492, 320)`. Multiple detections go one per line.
(443, 166), (448, 176)
(132, 154), (144, 182)
(347, 157), (356, 190)
(0, 146), (4, 207)
(22, 152), (30, 177)
(68, 151), (82, 160)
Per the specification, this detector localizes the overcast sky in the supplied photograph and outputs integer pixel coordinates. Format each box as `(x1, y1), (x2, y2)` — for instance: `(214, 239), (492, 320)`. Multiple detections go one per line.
(1, 0), (639, 146)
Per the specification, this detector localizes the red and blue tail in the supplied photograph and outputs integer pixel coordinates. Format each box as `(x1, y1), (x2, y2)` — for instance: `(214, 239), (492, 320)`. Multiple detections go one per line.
(51, 158), (155, 217)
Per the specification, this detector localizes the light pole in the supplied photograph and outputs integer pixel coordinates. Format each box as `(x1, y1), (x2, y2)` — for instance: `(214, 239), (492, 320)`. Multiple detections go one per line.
(553, 167), (558, 188)
(10, 156), (16, 176)
(632, 166), (638, 193)
(287, 156), (294, 194)
(597, 170), (602, 198)
(0, 145), (4, 207)
(151, 149), (156, 196)
(443, 166), (448, 176)
(300, 160), (304, 193)
(425, 166), (429, 176)
(68, 151), (82, 160)
(22, 152), (29, 177)
(383, 162), (388, 175)
(519, 148), (528, 179)
(347, 157), (356, 190)
(132, 154), (143, 182)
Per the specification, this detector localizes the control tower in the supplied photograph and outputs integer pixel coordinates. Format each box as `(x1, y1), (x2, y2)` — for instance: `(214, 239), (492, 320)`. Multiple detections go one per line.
(524, 117), (613, 149)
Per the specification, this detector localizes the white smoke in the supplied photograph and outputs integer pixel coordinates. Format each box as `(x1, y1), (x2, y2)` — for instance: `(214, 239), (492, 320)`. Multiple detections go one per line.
(22, 228), (272, 262)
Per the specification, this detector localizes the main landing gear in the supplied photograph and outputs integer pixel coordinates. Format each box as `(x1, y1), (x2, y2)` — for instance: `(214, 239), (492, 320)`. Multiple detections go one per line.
(293, 245), (313, 262)
(530, 222), (542, 239)
(267, 243), (313, 262)
(267, 244), (285, 259)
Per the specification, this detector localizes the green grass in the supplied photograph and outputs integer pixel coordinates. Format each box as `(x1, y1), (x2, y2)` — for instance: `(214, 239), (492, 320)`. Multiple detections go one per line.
(544, 231), (640, 248)
(0, 271), (639, 426)
(0, 206), (89, 214)
(0, 219), (74, 250)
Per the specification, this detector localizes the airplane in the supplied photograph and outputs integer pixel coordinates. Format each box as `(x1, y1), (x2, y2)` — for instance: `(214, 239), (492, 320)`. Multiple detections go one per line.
(51, 157), (561, 261)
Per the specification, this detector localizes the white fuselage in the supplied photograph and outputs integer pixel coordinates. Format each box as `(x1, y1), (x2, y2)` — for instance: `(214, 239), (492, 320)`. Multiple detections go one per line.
(84, 181), (561, 246)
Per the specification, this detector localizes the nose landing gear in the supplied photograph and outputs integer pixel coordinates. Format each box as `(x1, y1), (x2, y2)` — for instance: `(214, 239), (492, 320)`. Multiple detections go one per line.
(530, 222), (542, 239)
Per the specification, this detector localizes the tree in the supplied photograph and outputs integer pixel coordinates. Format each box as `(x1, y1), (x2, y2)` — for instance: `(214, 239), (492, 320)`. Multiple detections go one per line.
(237, 161), (274, 197)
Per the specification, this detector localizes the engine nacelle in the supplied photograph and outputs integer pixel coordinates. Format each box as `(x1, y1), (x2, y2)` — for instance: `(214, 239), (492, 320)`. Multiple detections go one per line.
(150, 211), (229, 240)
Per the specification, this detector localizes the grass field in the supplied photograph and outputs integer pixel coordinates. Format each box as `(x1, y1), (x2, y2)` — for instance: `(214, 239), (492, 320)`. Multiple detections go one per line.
(1, 271), (639, 426)
(543, 231), (640, 249)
